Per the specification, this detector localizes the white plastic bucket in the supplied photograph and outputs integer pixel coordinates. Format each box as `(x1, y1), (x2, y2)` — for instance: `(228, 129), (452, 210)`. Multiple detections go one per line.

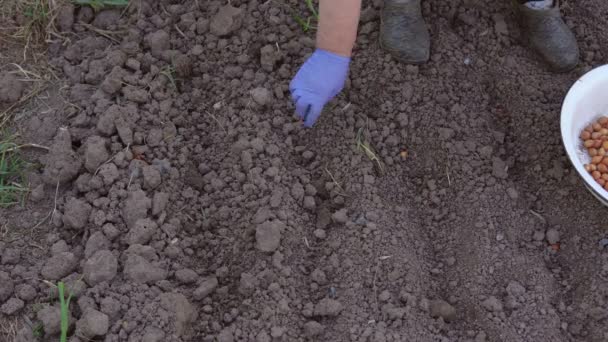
(561, 65), (608, 206)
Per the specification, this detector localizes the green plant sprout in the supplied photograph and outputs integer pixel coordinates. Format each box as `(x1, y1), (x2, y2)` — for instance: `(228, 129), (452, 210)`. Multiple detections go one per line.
(293, 0), (319, 32)
(356, 128), (385, 174)
(72, 0), (129, 11)
(0, 134), (27, 207)
(57, 281), (74, 342)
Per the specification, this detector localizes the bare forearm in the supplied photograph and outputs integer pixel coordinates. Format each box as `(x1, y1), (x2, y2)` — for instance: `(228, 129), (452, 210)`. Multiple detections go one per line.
(316, 0), (362, 57)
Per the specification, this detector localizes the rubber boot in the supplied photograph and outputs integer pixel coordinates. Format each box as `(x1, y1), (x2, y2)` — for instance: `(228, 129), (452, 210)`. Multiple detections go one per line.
(380, 0), (430, 64)
(516, 0), (579, 72)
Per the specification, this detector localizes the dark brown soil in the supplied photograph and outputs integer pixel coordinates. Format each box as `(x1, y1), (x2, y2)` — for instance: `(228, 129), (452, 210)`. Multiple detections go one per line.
(2, 0), (608, 341)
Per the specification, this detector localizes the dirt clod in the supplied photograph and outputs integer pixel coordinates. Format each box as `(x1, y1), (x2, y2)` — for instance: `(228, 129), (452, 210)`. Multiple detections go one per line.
(429, 299), (457, 322)
(84, 250), (118, 286)
(84, 136), (110, 173)
(42, 128), (82, 184)
(41, 252), (78, 280)
(122, 190), (151, 229)
(545, 228), (560, 244)
(38, 305), (69, 335)
(194, 276), (219, 300)
(251, 87), (272, 106)
(210, 4), (243, 37)
(0, 297), (24, 315)
(313, 298), (343, 317)
(76, 309), (109, 338)
(143, 165), (162, 189)
(63, 197), (92, 229)
(0, 72), (24, 104)
(303, 321), (325, 337)
(255, 220), (284, 252)
(123, 254), (166, 283)
(481, 296), (504, 312)
(175, 269), (198, 284)
(125, 218), (158, 245)
(159, 293), (197, 336)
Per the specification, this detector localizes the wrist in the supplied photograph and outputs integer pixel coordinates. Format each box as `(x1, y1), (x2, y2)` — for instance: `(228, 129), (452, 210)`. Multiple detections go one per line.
(315, 44), (353, 58)
(313, 48), (352, 65)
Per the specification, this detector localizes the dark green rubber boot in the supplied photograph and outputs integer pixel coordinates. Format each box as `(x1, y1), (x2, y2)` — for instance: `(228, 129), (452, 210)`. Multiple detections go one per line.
(380, 0), (430, 64)
(516, 0), (579, 72)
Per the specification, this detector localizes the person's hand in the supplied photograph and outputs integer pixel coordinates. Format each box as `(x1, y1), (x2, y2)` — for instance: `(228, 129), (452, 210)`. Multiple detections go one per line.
(289, 49), (350, 127)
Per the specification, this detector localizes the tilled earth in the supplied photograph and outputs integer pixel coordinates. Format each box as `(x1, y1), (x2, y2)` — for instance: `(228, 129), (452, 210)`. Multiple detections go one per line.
(1, 0), (608, 341)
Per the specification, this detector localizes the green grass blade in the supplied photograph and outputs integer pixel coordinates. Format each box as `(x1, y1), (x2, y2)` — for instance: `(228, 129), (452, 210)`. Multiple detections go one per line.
(305, 0), (318, 19)
(58, 282), (74, 342)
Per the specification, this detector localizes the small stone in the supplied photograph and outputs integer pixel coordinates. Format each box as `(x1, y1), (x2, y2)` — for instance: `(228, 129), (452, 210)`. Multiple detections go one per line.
(313, 298), (343, 317)
(303, 321), (324, 337)
(193, 276), (218, 300)
(332, 209), (348, 224)
(429, 299), (457, 322)
(83, 250), (117, 286)
(546, 229), (560, 244)
(599, 238), (608, 248)
(76, 309), (109, 338)
(1, 297), (24, 315)
(481, 296), (503, 312)
(175, 269), (198, 284)
(255, 220), (284, 253)
(41, 252), (78, 280)
(62, 197), (92, 229)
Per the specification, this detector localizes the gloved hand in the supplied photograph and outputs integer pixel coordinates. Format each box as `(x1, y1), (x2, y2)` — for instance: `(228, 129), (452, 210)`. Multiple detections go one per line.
(289, 49), (351, 127)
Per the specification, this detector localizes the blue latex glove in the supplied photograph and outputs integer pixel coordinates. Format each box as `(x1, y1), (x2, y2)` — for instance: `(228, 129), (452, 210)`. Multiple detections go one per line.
(289, 49), (350, 127)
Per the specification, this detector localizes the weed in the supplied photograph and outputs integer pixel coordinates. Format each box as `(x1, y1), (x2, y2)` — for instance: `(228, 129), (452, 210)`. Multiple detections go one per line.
(32, 323), (44, 338)
(72, 0), (129, 11)
(160, 65), (177, 90)
(355, 127), (385, 175)
(0, 133), (28, 207)
(292, 0), (319, 32)
(57, 281), (73, 342)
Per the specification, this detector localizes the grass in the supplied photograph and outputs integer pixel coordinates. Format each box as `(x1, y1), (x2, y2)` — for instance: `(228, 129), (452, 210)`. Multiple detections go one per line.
(72, 0), (129, 11)
(57, 281), (73, 342)
(0, 133), (28, 207)
(160, 65), (177, 90)
(356, 127), (385, 175)
(292, 0), (319, 32)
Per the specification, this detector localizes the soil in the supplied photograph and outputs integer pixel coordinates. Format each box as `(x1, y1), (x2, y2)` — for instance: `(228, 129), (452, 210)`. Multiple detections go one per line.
(1, 0), (608, 341)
